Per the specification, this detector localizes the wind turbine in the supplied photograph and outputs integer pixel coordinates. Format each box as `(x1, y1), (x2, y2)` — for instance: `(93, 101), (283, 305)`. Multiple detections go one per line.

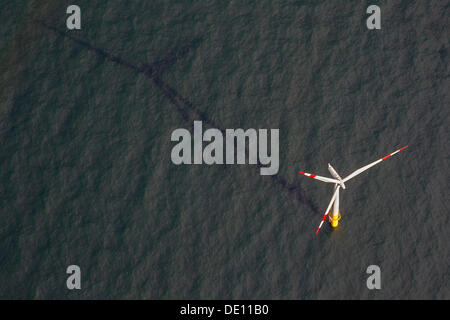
(299, 145), (408, 234)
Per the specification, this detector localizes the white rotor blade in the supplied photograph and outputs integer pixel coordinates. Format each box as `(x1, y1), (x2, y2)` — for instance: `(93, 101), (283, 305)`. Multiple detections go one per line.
(299, 171), (340, 184)
(315, 185), (340, 234)
(343, 145), (408, 183)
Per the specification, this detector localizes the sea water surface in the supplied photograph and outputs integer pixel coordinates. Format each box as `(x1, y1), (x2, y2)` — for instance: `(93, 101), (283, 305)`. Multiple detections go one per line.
(0, 0), (448, 299)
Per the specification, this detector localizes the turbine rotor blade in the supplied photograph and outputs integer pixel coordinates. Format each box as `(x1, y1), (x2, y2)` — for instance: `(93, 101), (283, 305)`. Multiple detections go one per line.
(343, 145), (408, 183)
(299, 171), (340, 184)
(315, 185), (340, 234)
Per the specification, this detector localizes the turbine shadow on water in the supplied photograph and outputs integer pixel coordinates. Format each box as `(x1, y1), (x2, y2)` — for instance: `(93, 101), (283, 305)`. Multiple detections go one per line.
(35, 20), (319, 215)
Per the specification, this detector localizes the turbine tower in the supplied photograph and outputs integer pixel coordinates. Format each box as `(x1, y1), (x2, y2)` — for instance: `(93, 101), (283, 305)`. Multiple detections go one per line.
(299, 145), (408, 234)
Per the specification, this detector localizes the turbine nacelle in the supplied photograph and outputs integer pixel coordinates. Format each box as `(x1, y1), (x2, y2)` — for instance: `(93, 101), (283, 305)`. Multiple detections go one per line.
(327, 163), (346, 189)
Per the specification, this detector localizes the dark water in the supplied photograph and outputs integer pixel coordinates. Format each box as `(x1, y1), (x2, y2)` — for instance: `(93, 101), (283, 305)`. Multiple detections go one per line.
(0, 1), (448, 299)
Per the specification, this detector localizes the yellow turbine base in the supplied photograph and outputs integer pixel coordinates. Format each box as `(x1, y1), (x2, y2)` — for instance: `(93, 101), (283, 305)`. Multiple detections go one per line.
(329, 211), (341, 228)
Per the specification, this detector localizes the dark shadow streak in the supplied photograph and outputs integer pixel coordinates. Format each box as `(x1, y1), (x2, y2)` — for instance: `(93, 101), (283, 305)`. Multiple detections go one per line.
(153, 79), (319, 212)
(36, 20), (319, 214)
